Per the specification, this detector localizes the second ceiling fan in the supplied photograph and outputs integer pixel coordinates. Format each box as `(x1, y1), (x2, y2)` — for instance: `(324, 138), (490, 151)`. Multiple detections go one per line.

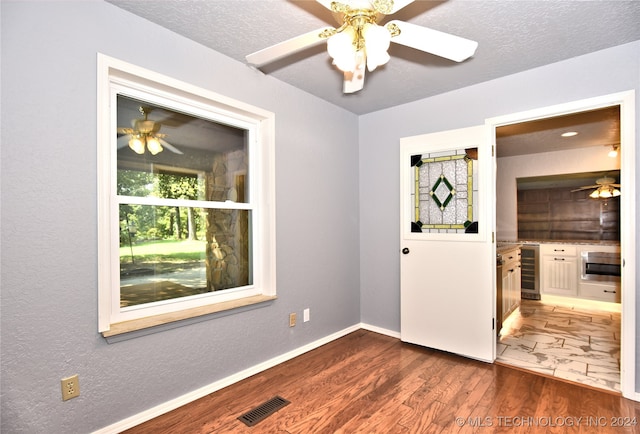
(246, 0), (478, 93)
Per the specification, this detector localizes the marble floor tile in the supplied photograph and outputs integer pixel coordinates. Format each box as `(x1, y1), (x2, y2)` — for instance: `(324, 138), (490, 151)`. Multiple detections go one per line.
(497, 299), (621, 393)
(554, 369), (620, 392)
(496, 342), (508, 355)
(499, 335), (539, 350)
(588, 364), (621, 382)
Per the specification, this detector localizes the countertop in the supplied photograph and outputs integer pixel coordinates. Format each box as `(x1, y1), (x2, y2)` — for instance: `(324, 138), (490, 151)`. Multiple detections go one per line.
(496, 239), (620, 259)
(496, 243), (521, 256)
(498, 239), (620, 246)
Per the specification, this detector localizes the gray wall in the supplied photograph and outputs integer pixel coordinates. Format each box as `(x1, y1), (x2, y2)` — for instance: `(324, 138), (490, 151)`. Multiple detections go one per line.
(1, 2), (360, 432)
(359, 40), (640, 378)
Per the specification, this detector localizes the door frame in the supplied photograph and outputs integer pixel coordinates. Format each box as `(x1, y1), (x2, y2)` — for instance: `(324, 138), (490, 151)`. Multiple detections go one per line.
(486, 90), (637, 400)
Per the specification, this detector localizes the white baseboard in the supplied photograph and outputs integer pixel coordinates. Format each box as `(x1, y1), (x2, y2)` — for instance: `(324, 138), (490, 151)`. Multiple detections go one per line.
(93, 324), (362, 434)
(360, 322), (401, 339)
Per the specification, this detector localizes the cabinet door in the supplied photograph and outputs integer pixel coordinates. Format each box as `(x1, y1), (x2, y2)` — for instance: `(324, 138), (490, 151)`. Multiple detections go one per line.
(542, 256), (578, 296)
(512, 264), (522, 309)
(579, 281), (620, 302)
(502, 270), (512, 317)
(502, 262), (520, 318)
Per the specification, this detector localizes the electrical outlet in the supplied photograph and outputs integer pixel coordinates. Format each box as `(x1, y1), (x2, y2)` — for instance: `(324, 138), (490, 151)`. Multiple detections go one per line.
(289, 312), (296, 327)
(61, 374), (80, 401)
(303, 308), (310, 322)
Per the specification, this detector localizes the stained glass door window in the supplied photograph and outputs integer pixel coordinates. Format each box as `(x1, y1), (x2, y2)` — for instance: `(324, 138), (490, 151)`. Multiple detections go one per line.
(410, 148), (478, 234)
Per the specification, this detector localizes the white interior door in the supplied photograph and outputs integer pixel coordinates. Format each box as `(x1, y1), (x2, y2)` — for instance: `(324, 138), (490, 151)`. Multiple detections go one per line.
(400, 125), (495, 362)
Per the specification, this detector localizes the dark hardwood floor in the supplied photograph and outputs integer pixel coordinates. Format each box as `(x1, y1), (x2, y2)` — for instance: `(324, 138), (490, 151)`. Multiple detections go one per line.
(125, 330), (640, 433)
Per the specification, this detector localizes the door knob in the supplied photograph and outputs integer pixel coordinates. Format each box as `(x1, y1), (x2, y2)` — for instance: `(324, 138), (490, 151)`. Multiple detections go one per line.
(402, 247), (410, 254)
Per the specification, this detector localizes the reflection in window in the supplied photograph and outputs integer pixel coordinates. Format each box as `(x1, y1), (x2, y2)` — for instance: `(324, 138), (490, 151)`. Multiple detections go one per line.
(117, 95), (251, 308)
(119, 206), (251, 307)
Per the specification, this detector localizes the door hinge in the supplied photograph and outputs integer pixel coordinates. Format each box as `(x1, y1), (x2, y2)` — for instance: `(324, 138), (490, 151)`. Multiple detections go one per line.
(492, 232), (495, 243)
(492, 318), (495, 330)
(492, 145), (495, 157)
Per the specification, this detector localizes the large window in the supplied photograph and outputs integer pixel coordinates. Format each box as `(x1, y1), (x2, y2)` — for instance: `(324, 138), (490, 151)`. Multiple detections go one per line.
(97, 55), (275, 336)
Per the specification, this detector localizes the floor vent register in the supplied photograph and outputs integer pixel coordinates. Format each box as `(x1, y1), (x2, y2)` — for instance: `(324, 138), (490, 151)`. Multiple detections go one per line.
(238, 396), (290, 427)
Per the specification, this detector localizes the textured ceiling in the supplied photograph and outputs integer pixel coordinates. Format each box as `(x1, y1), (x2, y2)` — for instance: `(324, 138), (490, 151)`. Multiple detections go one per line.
(107, 0), (640, 115)
(108, 0), (636, 158)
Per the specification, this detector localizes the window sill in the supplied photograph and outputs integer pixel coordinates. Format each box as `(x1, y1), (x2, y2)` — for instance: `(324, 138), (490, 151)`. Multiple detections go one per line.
(102, 294), (277, 339)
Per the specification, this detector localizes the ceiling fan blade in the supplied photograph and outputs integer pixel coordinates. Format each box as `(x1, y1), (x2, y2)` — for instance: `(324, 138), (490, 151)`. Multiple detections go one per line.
(157, 112), (193, 128)
(342, 51), (366, 93)
(315, 0), (336, 10)
(571, 185), (600, 192)
(117, 135), (130, 149)
(343, 69), (365, 93)
(387, 20), (478, 62)
(158, 138), (184, 155)
(246, 27), (334, 68)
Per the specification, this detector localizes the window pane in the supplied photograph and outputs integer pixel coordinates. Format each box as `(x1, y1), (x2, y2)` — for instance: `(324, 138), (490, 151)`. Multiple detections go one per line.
(116, 95), (249, 203)
(120, 205), (252, 307)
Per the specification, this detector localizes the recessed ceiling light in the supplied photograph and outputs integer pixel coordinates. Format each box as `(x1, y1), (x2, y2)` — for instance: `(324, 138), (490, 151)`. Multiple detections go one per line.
(561, 131), (578, 137)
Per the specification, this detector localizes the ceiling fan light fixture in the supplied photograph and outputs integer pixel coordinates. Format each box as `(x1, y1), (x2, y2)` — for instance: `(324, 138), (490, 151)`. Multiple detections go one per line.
(128, 136), (146, 154)
(327, 28), (357, 72)
(589, 185), (621, 199)
(146, 136), (163, 155)
(599, 189), (612, 198)
(363, 23), (391, 71)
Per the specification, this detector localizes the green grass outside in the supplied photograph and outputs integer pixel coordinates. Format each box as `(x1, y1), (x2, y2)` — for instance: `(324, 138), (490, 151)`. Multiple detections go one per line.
(120, 239), (206, 264)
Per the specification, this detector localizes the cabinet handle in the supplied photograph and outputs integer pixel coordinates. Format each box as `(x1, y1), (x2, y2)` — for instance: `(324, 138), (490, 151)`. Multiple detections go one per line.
(554, 249), (565, 252)
(554, 258), (565, 261)
(604, 290), (617, 293)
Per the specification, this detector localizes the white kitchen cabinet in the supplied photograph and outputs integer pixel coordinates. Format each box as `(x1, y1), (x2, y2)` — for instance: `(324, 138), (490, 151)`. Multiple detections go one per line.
(579, 281), (620, 302)
(540, 244), (578, 296)
(501, 248), (521, 319)
(539, 243), (621, 303)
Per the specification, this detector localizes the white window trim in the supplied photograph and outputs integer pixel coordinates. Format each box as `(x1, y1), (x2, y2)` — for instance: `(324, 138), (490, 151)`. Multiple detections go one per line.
(97, 54), (276, 336)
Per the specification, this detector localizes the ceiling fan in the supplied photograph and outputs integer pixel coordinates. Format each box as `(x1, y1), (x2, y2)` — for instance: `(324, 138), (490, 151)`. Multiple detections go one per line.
(117, 106), (183, 155)
(245, 0), (478, 93)
(571, 176), (621, 199)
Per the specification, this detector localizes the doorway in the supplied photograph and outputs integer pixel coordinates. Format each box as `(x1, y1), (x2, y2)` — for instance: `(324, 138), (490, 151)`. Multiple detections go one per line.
(487, 91), (636, 399)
